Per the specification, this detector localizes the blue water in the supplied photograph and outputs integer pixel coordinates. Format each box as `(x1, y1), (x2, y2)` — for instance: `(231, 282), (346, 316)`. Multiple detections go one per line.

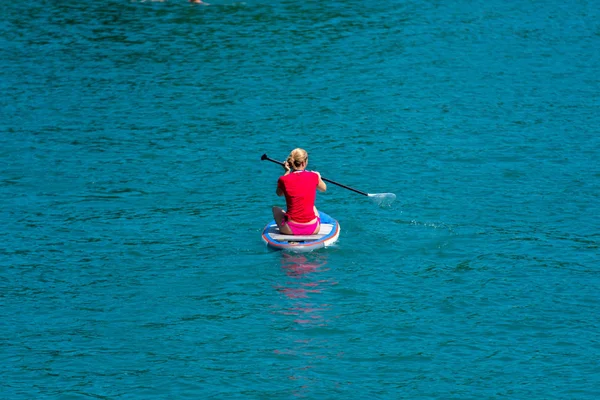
(2, 0), (599, 398)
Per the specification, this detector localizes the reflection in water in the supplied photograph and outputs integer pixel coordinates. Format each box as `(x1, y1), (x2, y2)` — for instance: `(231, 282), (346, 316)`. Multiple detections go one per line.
(272, 252), (342, 396)
(275, 252), (336, 326)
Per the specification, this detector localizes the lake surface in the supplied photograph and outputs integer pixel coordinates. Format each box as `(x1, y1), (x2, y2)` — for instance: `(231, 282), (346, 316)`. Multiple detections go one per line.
(2, 0), (599, 398)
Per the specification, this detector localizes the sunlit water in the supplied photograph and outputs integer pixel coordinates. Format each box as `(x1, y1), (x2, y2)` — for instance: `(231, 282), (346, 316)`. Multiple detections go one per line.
(2, 0), (599, 398)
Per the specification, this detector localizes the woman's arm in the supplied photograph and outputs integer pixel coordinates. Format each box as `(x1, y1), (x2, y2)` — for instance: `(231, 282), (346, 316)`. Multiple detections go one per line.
(315, 172), (327, 192)
(276, 162), (291, 196)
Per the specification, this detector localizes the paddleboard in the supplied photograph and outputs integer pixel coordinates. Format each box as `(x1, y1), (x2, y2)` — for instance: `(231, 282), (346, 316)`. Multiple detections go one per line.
(261, 211), (340, 252)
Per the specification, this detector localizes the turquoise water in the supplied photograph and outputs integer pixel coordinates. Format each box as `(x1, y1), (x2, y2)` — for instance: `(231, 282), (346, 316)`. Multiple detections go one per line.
(2, 0), (599, 398)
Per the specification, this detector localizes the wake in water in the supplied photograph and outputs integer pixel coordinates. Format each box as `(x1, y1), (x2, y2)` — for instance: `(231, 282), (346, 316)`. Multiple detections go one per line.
(368, 193), (396, 208)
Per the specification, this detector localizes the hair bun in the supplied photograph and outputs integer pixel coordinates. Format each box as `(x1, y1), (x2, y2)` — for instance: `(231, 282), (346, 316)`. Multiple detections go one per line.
(288, 148), (308, 170)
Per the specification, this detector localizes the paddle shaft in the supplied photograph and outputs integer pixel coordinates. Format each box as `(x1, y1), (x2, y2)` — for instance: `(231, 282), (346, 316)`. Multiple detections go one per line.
(261, 154), (370, 197)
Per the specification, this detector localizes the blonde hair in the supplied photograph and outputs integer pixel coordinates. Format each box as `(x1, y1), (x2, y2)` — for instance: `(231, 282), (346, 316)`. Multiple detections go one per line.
(287, 148), (308, 170)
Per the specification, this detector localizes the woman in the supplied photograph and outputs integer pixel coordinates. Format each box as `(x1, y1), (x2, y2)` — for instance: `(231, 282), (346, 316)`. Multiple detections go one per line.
(273, 149), (327, 235)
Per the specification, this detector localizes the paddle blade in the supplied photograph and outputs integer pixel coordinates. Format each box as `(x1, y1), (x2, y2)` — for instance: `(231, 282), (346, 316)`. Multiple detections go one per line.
(368, 193), (396, 207)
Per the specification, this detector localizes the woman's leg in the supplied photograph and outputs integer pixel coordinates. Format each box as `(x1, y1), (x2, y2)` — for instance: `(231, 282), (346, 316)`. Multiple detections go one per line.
(311, 206), (321, 234)
(272, 206), (293, 234)
(311, 223), (321, 235)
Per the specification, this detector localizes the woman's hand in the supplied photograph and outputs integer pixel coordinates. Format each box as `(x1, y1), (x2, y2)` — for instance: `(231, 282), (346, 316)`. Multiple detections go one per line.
(283, 161), (291, 174)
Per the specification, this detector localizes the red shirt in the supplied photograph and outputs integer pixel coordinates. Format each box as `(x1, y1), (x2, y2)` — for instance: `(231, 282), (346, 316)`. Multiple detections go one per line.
(277, 170), (319, 223)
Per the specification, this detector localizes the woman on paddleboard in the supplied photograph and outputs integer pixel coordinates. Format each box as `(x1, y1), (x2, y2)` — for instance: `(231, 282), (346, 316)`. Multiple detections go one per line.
(273, 148), (327, 235)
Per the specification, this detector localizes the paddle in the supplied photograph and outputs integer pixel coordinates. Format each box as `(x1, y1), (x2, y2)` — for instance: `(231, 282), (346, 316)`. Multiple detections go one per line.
(261, 153), (396, 205)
